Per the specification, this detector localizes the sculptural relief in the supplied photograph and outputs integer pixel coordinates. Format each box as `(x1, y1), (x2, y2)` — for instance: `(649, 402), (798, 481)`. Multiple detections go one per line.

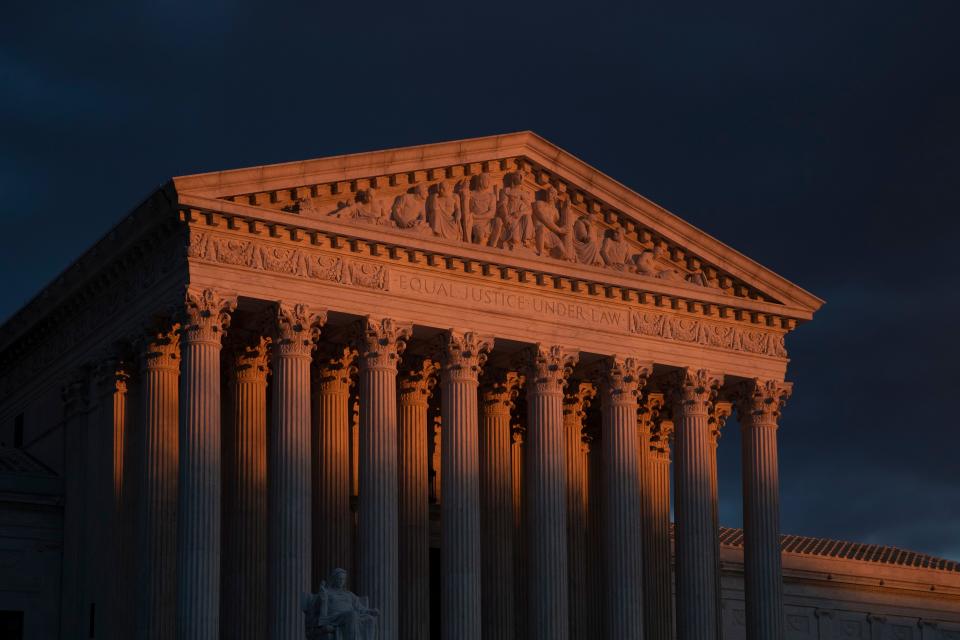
(302, 568), (378, 640)
(573, 211), (604, 266)
(332, 189), (388, 226)
(494, 170), (535, 251)
(532, 186), (575, 261)
(600, 229), (632, 271)
(390, 184), (431, 234)
(426, 181), (462, 241)
(463, 173), (500, 245)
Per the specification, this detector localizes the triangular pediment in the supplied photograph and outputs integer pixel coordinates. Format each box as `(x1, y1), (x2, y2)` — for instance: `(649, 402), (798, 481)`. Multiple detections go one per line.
(172, 132), (823, 318)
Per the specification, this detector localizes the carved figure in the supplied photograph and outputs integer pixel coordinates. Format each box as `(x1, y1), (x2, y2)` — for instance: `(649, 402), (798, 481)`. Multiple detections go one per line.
(532, 187), (575, 260)
(302, 568), (379, 640)
(633, 248), (690, 282)
(573, 211), (604, 266)
(600, 229), (632, 270)
(390, 184), (430, 233)
(494, 170), (535, 251)
(464, 173), (500, 245)
(332, 189), (388, 225)
(651, 245), (687, 282)
(426, 181), (462, 241)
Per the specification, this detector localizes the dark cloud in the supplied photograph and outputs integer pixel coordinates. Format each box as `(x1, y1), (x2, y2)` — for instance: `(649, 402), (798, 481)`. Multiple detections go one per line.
(2, 1), (958, 558)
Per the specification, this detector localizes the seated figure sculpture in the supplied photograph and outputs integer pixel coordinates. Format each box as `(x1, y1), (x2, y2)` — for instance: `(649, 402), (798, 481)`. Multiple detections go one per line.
(302, 568), (379, 640)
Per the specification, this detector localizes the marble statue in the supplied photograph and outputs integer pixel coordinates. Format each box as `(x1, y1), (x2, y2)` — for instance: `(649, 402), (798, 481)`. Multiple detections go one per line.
(464, 173), (499, 245)
(532, 187), (575, 260)
(332, 189), (388, 225)
(573, 211), (604, 266)
(426, 181), (462, 241)
(302, 568), (379, 640)
(494, 170), (535, 250)
(390, 184), (431, 233)
(600, 228), (632, 270)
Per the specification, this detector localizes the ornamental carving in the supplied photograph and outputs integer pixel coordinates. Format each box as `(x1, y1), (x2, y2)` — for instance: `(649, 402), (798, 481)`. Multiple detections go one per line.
(649, 417), (674, 459)
(233, 337), (271, 382)
(274, 303), (326, 358)
(563, 382), (596, 451)
(93, 357), (131, 396)
(709, 401), (734, 441)
(735, 378), (792, 428)
(398, 357), (440, 407)
(670, 368), (723, 416)
(188, 231), (389, 291)
(140, 328), (181, 373)
(518, 344), (579, 396)
(434, 330), (494, 383)
(595, 356), (652, 406)
(630, 311), (787, 358)
(181, 287), (237, 344)
(638, 392), (665, 438)
(353, 317), (412, 371)
(480, 370), (524, 417)
(314, 345), (358, 394)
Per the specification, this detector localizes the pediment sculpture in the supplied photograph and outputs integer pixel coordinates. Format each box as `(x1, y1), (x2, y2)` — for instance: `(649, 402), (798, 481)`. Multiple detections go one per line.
(301, 568), (379, 640)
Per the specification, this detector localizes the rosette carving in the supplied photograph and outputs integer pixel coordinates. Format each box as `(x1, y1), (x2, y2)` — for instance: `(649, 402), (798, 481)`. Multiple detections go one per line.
(517, 344), (579, 396)
(670, 367), (723, 417)
(480, 370), (524, 417)
(274, 303), (327, 358)
(735, 378), (792, 428)
(353, 317), (412, 371)
(435, 330), (494, 383)
(398, 356), (440, 407)
(180, 287), (237, 344)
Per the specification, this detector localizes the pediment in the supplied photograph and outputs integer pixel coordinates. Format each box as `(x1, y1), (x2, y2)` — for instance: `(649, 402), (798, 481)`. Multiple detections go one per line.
(172, 132), (822, 319)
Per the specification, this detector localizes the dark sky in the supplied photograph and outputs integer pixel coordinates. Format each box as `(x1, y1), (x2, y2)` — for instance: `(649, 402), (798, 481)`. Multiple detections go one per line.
(2, 2), (958, 558)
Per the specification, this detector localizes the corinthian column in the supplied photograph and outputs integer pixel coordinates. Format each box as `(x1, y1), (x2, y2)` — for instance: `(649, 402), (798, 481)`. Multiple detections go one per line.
(269, 303), (326, 640)
(397, 356), (439, 640)
(597, 357), (650, 640)
(223, 336), (269, 640)
(642, 399), (673, 640)
(671, 368), (723, 640)
(436, 331), (493, 640)
(313, 345), (357, 585)
(137, 327), (180, 640)
(519, 344), (578, 640)
(480, 369), (522, 640)
(737, 379), (792, 640)
(563, 382), (594, 640)
(177, 288), (236, 640)
(355, 317), (411, 640)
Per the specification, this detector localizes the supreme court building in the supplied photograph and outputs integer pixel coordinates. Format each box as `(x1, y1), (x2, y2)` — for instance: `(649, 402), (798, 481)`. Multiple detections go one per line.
(2, 133), (959, 640)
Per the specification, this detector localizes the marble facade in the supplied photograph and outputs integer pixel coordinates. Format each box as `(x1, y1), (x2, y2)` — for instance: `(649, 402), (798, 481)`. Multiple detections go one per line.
(0, 133), (957, 639)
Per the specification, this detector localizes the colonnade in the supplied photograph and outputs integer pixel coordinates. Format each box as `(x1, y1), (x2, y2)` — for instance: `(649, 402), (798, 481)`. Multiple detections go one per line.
(88, 288), (792, 640)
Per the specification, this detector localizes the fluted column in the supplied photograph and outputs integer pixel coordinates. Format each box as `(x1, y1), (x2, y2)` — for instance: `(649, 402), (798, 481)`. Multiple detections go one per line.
(269, 303), (326, 640)
(737, 379), (791, 640)
(397, 356), (439, 640)
(355, 317), (411, 640)
(313, 345), (358, 585)
(436, 331), (493, 640)
(563, 382), (594, 640)
(177, 288), (236, 640)
(642, 400), (673, 640)
(479, 369), (522, 640)
(223, 337), (269, 640)
(520, 344), (578, 640)
(597, 357), (650, 639)
(137, 328), (180, 640)
(510, 424), (526, 640)
(671, 368), (723, 640)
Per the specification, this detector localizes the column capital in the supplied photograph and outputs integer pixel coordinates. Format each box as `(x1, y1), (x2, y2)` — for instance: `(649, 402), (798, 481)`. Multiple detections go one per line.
(353, 316), (412, 371)
(274, 302), (327, 359)
(670, 367), (723, 417)
(595, 356), (652, 406)
(399, 356), (440, 407)
(735, 378), (792, 429)
(649, 416), (674, 460)
(638, 391), (665, 437)
(315, 344), (357, 393)
(435, 330), (494, 383)
(93, 357), (131, 395)
(517, 344), (578, 396)
(180, 287), (237, 345)
(234, 336), (271, 382)
(480, 370), (524, 416)
(140, 328), (181, 373)
(563, 382), (595, 453)
(710, 400), (734, 441)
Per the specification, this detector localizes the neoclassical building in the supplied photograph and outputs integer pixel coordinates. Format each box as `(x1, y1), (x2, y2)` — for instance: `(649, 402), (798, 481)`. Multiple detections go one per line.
(1, 133), (958, 640)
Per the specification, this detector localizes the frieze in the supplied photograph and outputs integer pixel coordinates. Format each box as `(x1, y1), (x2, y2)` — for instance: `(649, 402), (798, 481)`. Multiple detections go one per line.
(188, 230), (389, 291)
(629, 311), (786, 358)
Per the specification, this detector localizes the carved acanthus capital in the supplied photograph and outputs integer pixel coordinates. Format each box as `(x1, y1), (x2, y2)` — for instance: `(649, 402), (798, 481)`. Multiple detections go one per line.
(649, 412), (674, 460)
(434, 330), (494, 383)
(398, 356), (440, 407)
(480, 370), (524, 417)
(709, 400), (734, 441)
(563, 382), (596, 422)
(353, 316), (412, 371)
(314, 344), (358, 394)
(510, 423), (526, 447)
(234, 337), (271, 382)
(180, 287), (237, 345)
(638, 391), (665, 437)
(670, 368), (723, 417)
(735, 378), (792, 428)
(274, 303), (327, 358)
(518, 344), (579, 396)
(139, 328), (181, 373)
(596, 356), (652, 407)
(93, 357), (131, 396)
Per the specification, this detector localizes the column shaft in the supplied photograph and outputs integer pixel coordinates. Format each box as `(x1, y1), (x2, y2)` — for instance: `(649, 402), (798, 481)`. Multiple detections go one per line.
(223, 338), (269, 640)
(137, 330), (180, 640)
(398, 358), (438, 640)
(177, 288), (235, 640)
(673, 368), (723, 640)
(521, 345), (577, 640)
(356, 317), (410, 640)
(643, 414), (674, 640)
(480, 370), (520, 640)
(269, 303), (325, 640)
(510, 426), (526, 640)
(738, 380), (791, 640)
(563, 383), (594, 640)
